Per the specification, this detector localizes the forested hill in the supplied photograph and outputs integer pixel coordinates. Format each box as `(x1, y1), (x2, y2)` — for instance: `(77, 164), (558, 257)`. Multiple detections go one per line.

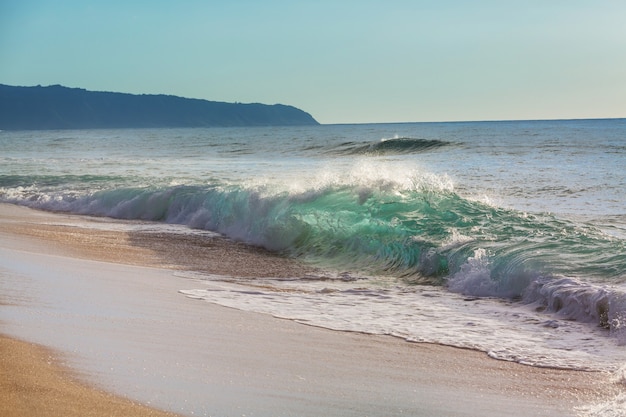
(0, 84), (319, 130)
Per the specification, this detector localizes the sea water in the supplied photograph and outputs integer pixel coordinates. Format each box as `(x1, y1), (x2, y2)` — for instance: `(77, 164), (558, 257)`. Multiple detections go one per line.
(1, 119), (625, 372)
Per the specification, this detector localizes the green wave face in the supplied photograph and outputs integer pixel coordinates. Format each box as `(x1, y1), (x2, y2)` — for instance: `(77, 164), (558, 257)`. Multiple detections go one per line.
(282, 185), (457, 279)
(265, 183), (626, 288)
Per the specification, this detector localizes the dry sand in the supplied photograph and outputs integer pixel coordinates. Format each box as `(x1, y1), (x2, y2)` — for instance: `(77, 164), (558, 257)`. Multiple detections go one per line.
(0, 203), (621, 416)
(0, 334), (179, 417)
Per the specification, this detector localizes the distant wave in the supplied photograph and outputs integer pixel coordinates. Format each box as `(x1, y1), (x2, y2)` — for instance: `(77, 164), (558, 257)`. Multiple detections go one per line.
(327, 137), (452, 156)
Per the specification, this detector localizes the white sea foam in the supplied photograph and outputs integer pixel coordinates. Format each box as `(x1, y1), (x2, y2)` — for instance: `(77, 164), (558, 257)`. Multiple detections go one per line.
(177, 271), (626, 372)
(577, 394), (626, 417)
(576, 365), (626, 417)
(446, 248), (626, 344)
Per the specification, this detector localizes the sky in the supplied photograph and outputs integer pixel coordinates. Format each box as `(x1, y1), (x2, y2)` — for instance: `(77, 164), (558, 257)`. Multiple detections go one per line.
(1, 1), (625, 124)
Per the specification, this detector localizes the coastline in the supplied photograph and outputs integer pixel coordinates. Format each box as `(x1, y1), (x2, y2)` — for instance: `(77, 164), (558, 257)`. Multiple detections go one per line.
(0, 203), (621, 416)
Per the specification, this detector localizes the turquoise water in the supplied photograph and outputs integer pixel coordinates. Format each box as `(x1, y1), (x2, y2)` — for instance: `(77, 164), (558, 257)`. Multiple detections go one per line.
(2, 119), (626, 370)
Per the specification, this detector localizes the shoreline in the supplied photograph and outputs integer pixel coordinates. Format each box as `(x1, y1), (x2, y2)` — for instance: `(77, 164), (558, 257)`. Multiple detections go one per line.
(0, 203), (622, 416)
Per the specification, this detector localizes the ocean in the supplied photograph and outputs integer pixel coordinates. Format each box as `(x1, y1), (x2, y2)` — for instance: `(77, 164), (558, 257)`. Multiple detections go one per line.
(1, 119), (625, 372)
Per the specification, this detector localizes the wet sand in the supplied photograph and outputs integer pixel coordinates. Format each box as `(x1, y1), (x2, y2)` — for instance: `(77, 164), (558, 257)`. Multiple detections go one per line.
(0, 203), (621, 416)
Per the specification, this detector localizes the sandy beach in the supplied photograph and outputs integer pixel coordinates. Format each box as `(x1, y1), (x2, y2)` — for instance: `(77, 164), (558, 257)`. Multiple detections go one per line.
(0, 334), (180, 417)
(0, 203), (621, 416)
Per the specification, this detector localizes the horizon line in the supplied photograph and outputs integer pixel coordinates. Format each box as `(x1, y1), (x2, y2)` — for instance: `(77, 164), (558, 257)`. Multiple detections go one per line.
(320, 116), (626, 126)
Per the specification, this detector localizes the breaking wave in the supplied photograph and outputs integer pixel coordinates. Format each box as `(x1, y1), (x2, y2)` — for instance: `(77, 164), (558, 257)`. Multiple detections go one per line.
(2, 171), (625, 337)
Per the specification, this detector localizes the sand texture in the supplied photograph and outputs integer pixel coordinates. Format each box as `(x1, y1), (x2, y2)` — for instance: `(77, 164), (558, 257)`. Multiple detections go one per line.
(0, 334), (179, 417)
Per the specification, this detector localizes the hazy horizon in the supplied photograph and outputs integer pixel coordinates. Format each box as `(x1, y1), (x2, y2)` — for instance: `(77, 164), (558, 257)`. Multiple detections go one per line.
(2, 1), (625, 124)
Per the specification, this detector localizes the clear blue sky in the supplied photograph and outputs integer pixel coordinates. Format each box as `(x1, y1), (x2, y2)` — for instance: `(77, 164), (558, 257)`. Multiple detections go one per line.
(1, 1), (625, 124)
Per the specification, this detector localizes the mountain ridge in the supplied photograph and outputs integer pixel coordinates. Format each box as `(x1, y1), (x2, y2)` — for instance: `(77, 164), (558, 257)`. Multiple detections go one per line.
(0, 84), (319, 130)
